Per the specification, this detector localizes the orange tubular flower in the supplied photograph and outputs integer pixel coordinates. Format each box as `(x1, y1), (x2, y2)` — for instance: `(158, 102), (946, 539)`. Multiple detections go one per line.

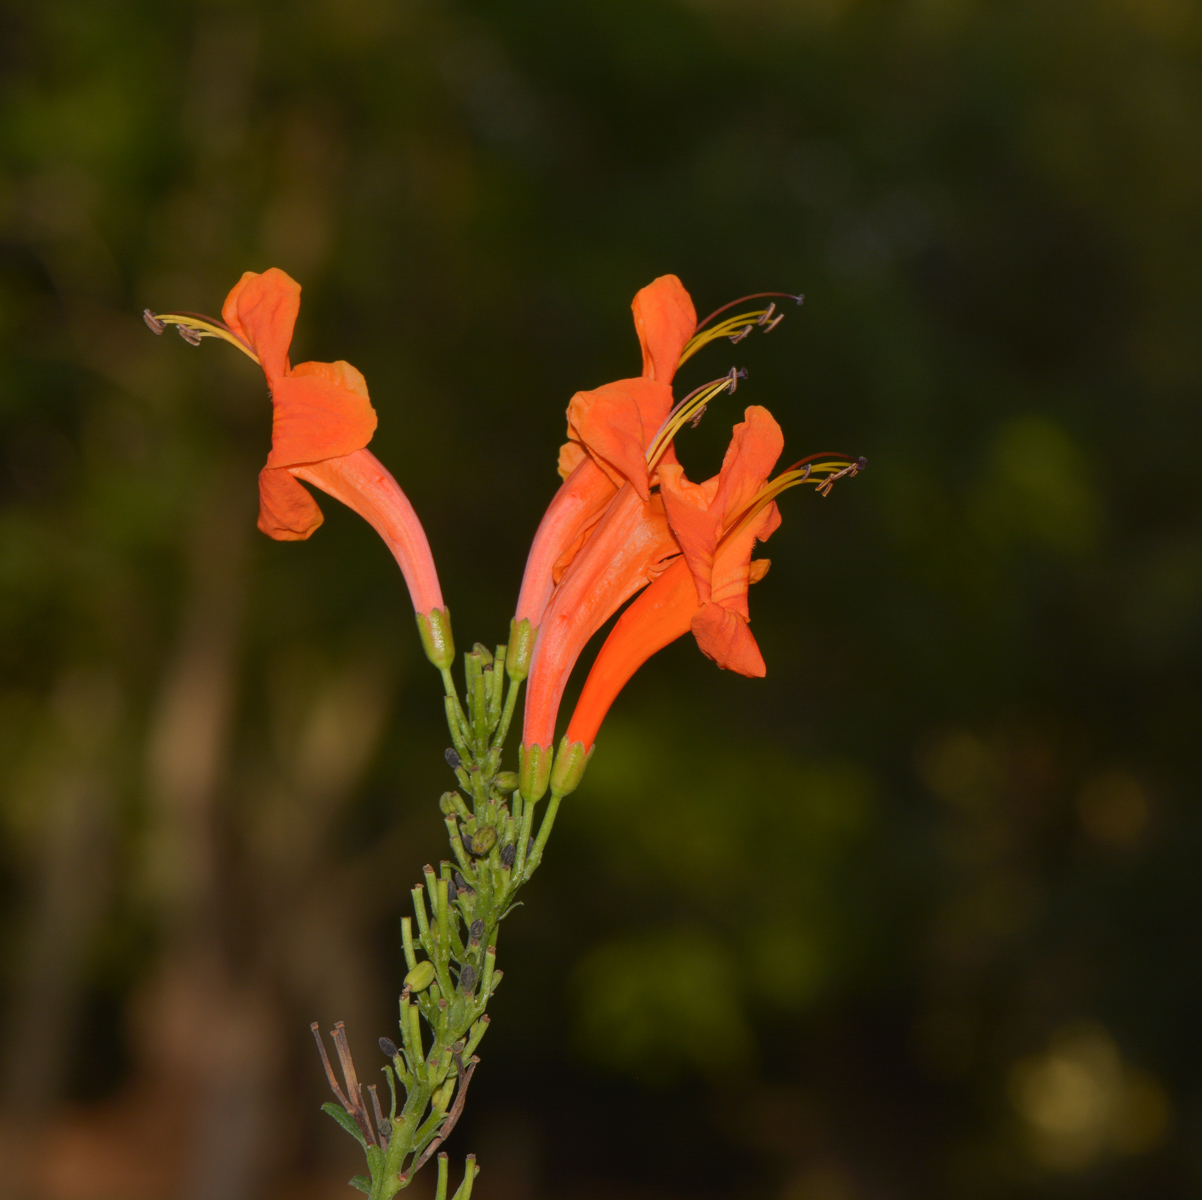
(563, 406), (783, 752)
(147, 269), (444, 618)
(564, 414), (867, 753)
(512, 275), (696, 631)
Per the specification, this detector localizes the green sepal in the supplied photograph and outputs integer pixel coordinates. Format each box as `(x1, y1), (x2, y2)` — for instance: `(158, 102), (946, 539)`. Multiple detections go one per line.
(550, 736), (592, 797)
(349, 1176), (372, 1194)
(506, 619), (536, 682)
(322, 1101), (367, 1148)
(519, 742), (551, 803)
(417, 608), (455, 670)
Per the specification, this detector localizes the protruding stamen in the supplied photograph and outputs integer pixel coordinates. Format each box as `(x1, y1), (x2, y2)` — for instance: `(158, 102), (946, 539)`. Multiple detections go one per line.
(679, 292), (803, 367)
(142, 310), (260, 365)
(723, 452), (865, 542)
(646, 367), (746, 468)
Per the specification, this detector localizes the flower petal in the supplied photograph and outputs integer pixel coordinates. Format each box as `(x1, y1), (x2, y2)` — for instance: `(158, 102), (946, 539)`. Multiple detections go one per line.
(257, 466), (324, 541)
(265, 361), (378, 469)
(222, 268), (300, 381)
(690, 602), (766, 677)
(711, 406), (785, 528)
(632, 275), (697, 384)
(563, 377), (673, 501)
(710, 501), (780, 617)
(658, 461), (722, 603)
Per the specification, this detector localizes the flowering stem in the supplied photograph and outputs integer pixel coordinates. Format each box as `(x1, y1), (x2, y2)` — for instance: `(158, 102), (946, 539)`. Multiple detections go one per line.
(316, 633), (558, 1199)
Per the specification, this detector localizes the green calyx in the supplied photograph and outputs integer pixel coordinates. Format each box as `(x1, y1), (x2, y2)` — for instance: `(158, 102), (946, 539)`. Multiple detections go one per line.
(506, 618), (536, 683)
(550, 736), (592, 798)
(519, 742), (552, 803)
(417, 608), (456, 670)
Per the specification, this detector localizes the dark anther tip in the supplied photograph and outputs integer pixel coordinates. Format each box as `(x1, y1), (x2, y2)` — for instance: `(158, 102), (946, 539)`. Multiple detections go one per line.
(445, 747), (462, 770)
(143, 309), (165, 335)
(176, 325), (202, 346)
(379, 1036), (398, 1058)
(856, 456), (868, 469)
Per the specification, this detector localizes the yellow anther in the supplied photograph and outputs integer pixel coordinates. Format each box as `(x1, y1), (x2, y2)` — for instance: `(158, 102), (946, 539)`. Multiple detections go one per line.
(722, 456), (865, 543)
(144, 310), (260, 366)
(678, 293), (802, 367)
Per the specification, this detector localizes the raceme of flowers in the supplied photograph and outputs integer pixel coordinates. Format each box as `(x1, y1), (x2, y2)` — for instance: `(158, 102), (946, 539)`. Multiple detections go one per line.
(145, 269), (862, 1200)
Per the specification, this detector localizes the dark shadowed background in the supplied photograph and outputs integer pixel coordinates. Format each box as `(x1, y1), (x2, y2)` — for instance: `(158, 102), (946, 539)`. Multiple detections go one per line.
(1, 1), (1200, 1197)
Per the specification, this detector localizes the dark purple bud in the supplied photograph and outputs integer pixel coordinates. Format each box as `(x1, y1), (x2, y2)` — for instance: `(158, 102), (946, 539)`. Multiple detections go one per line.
(459, 965), (477, 994)
(445, 748), (462, 770)
(454, 872), (468, 892)
(470, 918), (484, 941)
(500, 842), (516, 869)
(379, 1036), (398, 1058)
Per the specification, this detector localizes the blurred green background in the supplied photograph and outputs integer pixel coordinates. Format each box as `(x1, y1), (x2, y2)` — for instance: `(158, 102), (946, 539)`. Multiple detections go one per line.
(1, 0), (1199, 1197)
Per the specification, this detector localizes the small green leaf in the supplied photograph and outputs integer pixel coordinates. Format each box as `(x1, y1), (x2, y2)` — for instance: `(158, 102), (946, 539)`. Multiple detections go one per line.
(366, 1144), (386, 1178)
(323, 1101), (367, 1148)
(349, 1176), (372, 1194)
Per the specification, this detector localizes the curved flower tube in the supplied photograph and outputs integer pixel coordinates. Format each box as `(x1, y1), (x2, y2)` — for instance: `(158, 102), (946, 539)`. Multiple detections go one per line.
(513, 275), (696, 629)
(147, 268), (444, 617)
(520, 483), (679, 772)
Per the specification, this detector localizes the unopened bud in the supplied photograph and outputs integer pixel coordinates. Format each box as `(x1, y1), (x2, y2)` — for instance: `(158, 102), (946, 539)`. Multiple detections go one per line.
(519, 742), (551, 803)
(500, 843), (516, 869)
(445, 747), (462, 770)
(471, 642), (493, 667)
(431, 1076), (455, 1114)
(549, 737), (592, 798)
(404, 961), (436, 992)
(495, 771), (519, 793)
(506, 619), (536, 683)
(470, 918), (484, 941)
(379, 1036), (398, 1058)
(460, 964), (477, 994)
(470, 825), (497, 855)
(454, 872), (468, 892)
(417, 607), (455, 670)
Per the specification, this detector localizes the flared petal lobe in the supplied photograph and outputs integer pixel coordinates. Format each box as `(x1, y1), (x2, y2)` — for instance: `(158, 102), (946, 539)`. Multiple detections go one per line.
(562, 377), (674, 501)
(257, 466), (325, 541)
(221, 268), (300, 380)
(632, 275), (697, 384)
(660, 406), (783, 605)
(265, 360), (378, 468)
